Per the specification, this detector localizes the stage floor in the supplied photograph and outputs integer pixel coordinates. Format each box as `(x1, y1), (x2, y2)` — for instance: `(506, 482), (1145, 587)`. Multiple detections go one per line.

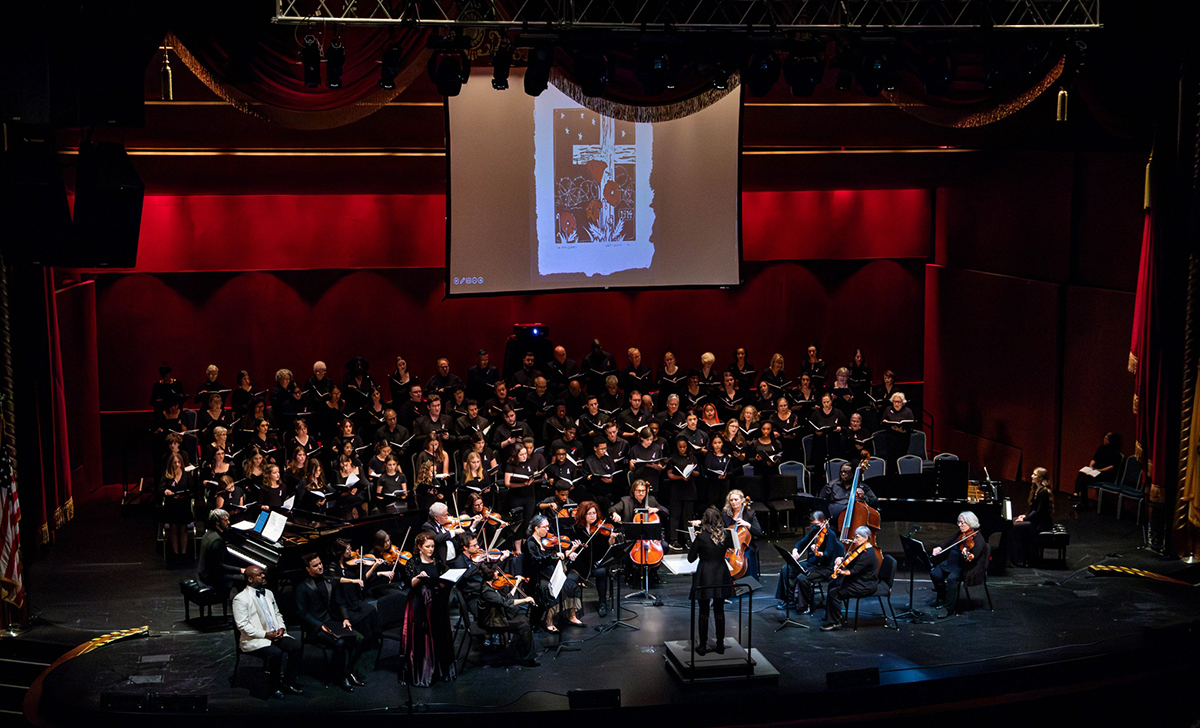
(16, 489), (1200, 727)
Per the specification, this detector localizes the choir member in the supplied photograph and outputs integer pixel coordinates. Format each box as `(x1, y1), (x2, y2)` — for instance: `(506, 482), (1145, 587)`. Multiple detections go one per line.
(656, 394), (688, 438)
(678, 411), (710, 456)
(846, 412), (873, 456)
(623, 347), (653, 394)
(270, 368), (303, 434)
(483, 380), (519, 421)
(413, 394), (454, 451)
(715, 371), (744, 422)
(509, 351), (540, 394)
(617, 389), (652, 441)
(697, 352), (720, 394)
(872, 370), (900, 412)
(880, 392), (916, 470)
(791, 373), (819, 420)
(656, 351), (686, 404)
(801, 344), (827, 391)
(194, 365), (228, 408)
(545, 345), (580, 398)
(598, 375), (624, 417)
(727, 347), (757, 393)
(150, 364), (187, 416)
(304, 361), (333, 414)
(505, 446), (538, 527)
(374, 455), (408, 511)
(1072, 432), (1123, 508)
(341, 357), (378, 417)
(629, 427), (667, 496)
(490, 405), (530, 464)
(541, 402), (572, 445)
(747, 422), (784, 475)
(600, 421), (630, 469)
(376, 409), (413, 456)
(282, 446), (308, 493)
(759, 353), (789, 398)
(426, 358), (465, 398)
(666, 436), (700, 549)
(549, 424), (585, 465)
(387, 356), (417, 407)
(213, 473), (245, 515)
(158, 453), (195, 558)
(466, 349), (499, 403)
(829, 367), (858, 419)
(523, 377), (555, 439)
(809, 393), (846, 468)
(769, 397), (804, 462)
(398, 382), (427, 431)
(582, 339), (618, 394)
(231, 369), (255, 418)
(848, 349), (872, 393)
(681, 371), (708, 412)
(584, 439), (618, 502)
(700, 402), (724, 432)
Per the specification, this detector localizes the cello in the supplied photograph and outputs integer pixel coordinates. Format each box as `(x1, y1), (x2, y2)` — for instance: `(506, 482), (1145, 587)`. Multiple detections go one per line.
(629, 509), (664, 567)
(837, 451), (881, 545)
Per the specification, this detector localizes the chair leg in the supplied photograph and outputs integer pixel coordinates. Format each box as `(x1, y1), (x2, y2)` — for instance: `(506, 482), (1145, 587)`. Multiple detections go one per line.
(956, 583), (967, 615)
(852, 599), (859, 631)
(886, 595), (898, 630)
(983, 581), (993, 611)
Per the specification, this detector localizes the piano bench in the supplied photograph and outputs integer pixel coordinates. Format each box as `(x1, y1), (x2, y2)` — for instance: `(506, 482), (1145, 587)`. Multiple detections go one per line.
(180, 580), (230, 623)
(1034, 528), (1070, 566)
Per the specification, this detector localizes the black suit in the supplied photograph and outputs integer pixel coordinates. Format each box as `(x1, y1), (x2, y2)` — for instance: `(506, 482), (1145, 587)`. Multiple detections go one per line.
(294, 575), (365, 679)
(930, 530), (986, 612)
(420, 519), (459, 563)
(197, 530), (243, 592)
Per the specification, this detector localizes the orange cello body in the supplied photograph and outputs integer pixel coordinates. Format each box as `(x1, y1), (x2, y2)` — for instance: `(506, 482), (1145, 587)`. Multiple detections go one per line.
(724, 521), (753, 579)
(629, 510), (664, 566)
(837, 453), (881, 546)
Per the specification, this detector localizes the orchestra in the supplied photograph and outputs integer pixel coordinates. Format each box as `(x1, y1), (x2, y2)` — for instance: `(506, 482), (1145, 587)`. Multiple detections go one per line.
(144, 346), (1017, 689)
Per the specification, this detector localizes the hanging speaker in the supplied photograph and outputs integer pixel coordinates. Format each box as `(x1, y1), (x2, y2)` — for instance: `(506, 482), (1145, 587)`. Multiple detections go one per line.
(70, 142), (144, 268)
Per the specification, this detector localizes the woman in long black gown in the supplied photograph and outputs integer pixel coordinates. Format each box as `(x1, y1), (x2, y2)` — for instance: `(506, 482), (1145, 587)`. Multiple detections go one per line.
(687, 506), (734, 655)
(400, 531), (456, 686)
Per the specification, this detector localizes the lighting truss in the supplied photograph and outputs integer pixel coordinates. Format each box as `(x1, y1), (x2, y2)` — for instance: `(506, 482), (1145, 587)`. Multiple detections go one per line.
(274, 0), (1100, 31)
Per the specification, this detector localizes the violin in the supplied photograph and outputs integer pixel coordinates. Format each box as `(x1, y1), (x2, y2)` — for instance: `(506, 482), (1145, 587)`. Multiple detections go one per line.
(587, 520), (616, 538)
(481, 508), (509, 528)
(345, 549), (380, 567)
(541, 534), (577, 550)
(489, 571), (536, 605)
(831, 539), (870, 580)
(471, 548), (509, 563)
(555, 504), (576, 518)
(931, 528), (978, 565)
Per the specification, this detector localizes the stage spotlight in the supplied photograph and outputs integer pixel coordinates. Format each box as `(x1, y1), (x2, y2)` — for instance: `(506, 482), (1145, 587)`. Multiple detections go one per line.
(698, 52), (735, 91)
(428, 52), (470, 97)
(524, 47), (553, 96)
(493, 41), (513, 90)
(380, 43), (404, 90)
(301, 36), (321, 88)
(919, 54), (953, 96)
(325, 40), (346, 89)
(783, 52), (823, 97)
(573, 50), (612, 97)
(743, 51), (780, 97)
(856, 52), (896, 96)
(636, 48), (676, 97)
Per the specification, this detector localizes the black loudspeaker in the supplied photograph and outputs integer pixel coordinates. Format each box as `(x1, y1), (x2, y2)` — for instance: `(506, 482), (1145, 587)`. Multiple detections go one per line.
(70, 142), (144, 268)
(935, 459), (969, 500)
(567, 688), (621, 709)
(0, 4), (145, 128)
(826, 666), (880, 689)
(100, 692), (149, 711)
(0, 140), (71, 264)
(147, 693), (207, 712)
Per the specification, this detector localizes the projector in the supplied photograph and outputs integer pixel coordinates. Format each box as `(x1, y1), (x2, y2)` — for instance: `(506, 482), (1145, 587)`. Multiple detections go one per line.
(512, 323), (547, 337)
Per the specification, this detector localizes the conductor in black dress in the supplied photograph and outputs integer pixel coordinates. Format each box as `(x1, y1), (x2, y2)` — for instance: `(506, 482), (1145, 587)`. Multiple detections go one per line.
(687, 506), (735, 655)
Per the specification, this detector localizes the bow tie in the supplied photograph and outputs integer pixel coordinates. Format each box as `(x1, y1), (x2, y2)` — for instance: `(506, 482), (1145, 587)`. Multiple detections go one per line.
(254, 588), (266, 597)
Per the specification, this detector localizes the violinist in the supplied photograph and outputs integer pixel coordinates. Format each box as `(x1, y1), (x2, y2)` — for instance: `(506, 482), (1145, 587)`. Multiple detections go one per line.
(721, 489), (762, 579)
(821, 525), (879, 631)
(818, 462), (879, 521)
(524, 515), (584, 632)
(788, 511), (844, 614)
(572, 501), (617, 618)
(422, 502), (466, 563)
(929, 511), (986, 619)
(477, 562), (540, 667)
(666, 436), (700, 551)
(367, 530), (407, 596)
(330, 539), (384, 648)
(538, 481), (576, 516)
(687, 506), (735, 655)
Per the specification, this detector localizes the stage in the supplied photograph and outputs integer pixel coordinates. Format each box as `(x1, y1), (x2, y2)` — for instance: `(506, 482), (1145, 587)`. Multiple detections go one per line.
(15, 488), (1200, 728)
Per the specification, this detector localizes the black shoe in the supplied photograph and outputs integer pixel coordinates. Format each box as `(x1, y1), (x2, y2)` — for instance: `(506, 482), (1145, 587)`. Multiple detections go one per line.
(348, 672), (365, 686)
(340, 678), (355, 692)
(519, 659), (541, 667)
(695, 643), (708, 656)
(936, 608), (954, 620)
(820, 621), (843, 632)
(598, 602), (608, 618)
(281, 683), (304, 695)
(714, 641), (726, 654)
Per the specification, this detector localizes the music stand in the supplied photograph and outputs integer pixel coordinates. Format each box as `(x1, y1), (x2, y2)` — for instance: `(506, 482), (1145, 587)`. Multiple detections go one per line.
(771, 544), (809, 630)
(898, 534), (933, 623)
(595, 541), (638, 633)
(620, 515), (664, 602)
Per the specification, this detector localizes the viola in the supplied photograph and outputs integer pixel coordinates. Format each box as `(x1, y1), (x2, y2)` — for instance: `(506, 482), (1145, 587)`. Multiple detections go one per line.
(629, 509), (664, 566)
(588, 521), (615, 538)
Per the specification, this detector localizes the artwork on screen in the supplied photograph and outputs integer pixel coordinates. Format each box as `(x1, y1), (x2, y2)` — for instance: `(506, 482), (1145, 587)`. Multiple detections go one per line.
(447, 70), (741, 295)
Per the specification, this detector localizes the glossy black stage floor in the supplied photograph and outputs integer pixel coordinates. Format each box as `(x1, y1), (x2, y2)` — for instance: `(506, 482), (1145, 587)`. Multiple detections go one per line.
(16, 486), (1200, 728)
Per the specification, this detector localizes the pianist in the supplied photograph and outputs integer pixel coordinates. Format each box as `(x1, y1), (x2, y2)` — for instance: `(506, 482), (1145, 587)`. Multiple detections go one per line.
(197, 509), (245, 593)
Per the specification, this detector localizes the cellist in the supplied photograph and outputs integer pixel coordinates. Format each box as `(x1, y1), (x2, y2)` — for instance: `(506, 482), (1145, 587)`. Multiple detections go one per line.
(721, 489), (762, 579)
(821, 525), (880, 632)
(929, 511), (986, 619)
(609, 480), (669, 586)
(819, 461), (880, 522)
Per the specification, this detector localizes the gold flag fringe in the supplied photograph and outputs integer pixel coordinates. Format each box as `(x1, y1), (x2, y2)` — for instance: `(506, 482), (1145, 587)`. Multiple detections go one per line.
(550, 70), (740, 123)
(883, 57), (1064, 128)
(165, 32), (431, 130)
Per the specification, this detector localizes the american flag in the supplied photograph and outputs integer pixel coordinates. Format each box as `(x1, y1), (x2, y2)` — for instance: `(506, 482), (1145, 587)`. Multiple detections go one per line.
(0, 455), (23, 612)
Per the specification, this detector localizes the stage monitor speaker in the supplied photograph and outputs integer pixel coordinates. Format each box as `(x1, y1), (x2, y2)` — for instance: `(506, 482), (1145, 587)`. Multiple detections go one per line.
(567, 688), (621, 709)
(826, 666), (879, 689)
(100, 692), (149, 711)
(70, 142), (144, 268)
(737, 575), (763, 592)
(147, 692), (207, 713)
(0, 140), (71, 264)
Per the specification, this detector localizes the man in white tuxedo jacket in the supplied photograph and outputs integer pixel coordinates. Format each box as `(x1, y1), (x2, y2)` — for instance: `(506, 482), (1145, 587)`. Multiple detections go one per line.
(232, 565), (304, 698)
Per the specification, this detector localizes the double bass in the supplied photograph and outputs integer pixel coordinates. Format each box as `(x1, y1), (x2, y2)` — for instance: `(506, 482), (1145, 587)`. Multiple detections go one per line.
(837, 451), (880, 545)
